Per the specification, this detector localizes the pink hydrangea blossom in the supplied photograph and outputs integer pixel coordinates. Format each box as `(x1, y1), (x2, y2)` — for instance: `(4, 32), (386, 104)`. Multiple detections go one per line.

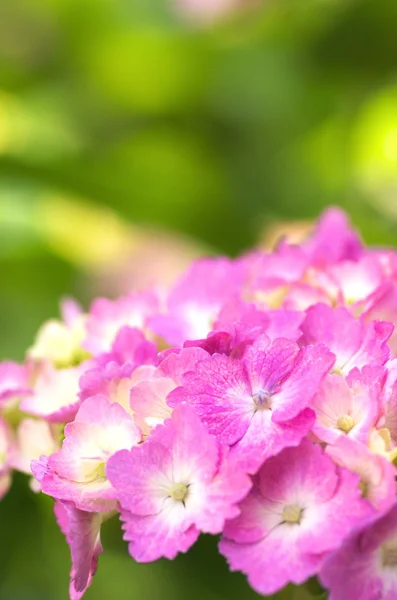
(21, 361), (84, 423)
(149, 258), (245, 346)
(10, 418), (58, 491)
(320, 503), (397, 600)
(219, 440), (373, 596)
(0, 361), (31, 405)
(84, 290), (160, 354)
(106, 404), (251, 561)
(300, 303), (393, 374)
(326, 255), (385, 309)
(303, 206), (363, 267)
(326, 436), (396, 512)
(186, 299), (304, 357)
(168, 335), (334, 472)
(79, 327), (158, 414)
(32, 395), (141, 512)
(129, 347), (209, 435)
(5, 207), (397, 599)
(28, 298), (88, 368)
(311, 366), (386, 445)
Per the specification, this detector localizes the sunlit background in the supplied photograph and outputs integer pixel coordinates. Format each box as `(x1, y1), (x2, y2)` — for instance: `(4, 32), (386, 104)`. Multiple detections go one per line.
(1, 0), (397, 598)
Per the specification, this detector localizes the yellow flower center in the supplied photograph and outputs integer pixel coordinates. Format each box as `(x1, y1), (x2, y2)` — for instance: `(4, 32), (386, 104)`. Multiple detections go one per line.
(359, 480), (369, 498)
(170, 483), (188, 502)
(95, 462), (107, 479)
(337, 414), (355, 433)
(382, 542), (397, 567)
(282, 504), (302, 524)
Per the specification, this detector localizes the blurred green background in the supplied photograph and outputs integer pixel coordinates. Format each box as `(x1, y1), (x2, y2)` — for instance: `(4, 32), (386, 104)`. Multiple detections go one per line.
(1, 0), (397, 598)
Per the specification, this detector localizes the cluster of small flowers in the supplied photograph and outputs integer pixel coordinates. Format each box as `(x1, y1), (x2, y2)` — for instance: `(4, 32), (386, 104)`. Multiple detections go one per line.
(2, 208), (397, 600)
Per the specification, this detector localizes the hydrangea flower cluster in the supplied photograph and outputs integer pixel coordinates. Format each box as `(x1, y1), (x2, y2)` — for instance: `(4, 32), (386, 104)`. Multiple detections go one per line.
(3, 207), (397, 599)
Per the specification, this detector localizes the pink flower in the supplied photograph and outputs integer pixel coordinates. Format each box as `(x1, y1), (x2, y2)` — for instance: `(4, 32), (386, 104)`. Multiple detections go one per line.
(327, 255), (385, 309)
(168, 335), (334, 473)
(326, 436), (396, 512)
(54, 500), (113, 600)
(10, 418), (58, 491)
(149, 258), (245, 346)
(130, 347), (209, 434)
(311, 367), (386, 445)
(79, 327), (158, 414)
(186, 299), (304, 357)
(31, 395), (141, 512)
(303, 206), (363, 267)
(84, 290), (160, 354)
(320, 503), (397, 600)
(219, 440), (373, 596)
(242, 244), (311, 309)
(21, 361), (83, 423)
(28, 297), (88, 368)
(106, 404), (251, 561)
(300, 303), (393, 374)
(93, 326), (158, 369)
(0, 361), (31, 406)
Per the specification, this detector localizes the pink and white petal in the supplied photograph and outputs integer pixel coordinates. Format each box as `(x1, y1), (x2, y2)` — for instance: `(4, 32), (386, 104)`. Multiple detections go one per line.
(54, 501), (105, 600)
(121, 507), (200, 562)
(230, 408), (315, 475)
(326, 437), (396, 512)
(319, 505), (397, 600)
(0, 361), (31, 403)
(330, 255), (383, 306)
(21, 363), (82, 423)
(129, 378), (174, 433)
(168, 354), (253, 445)
(194, 447), (252, 534)
(156, 347), (209, 384)
(320, 534), (383, 600)
(109, 326), (158, 367)
(41, 464), (117, 512)
(244, 336), (298, 395)
(304, 206), (363, 266)
(271, 344), (335, 423)
(298, 469), (374, 555)
(256, 439), (337, 511)
(149, 404), (219, 486)
(10, 418), (57, 475)
(148, 313), (193, 347)
(223, 487), (284, 544)
(107, 443), (174, 516)
(214, 298), (270, 332)
(84, 291), (159, 354)
(283, 282), (332, 311)
(220, 524), (321, 596)
(300, 304), (363, 370)
(265, 309), (305, 342)
(312, 375), (352, 442)
(346, 320), (393, 373)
